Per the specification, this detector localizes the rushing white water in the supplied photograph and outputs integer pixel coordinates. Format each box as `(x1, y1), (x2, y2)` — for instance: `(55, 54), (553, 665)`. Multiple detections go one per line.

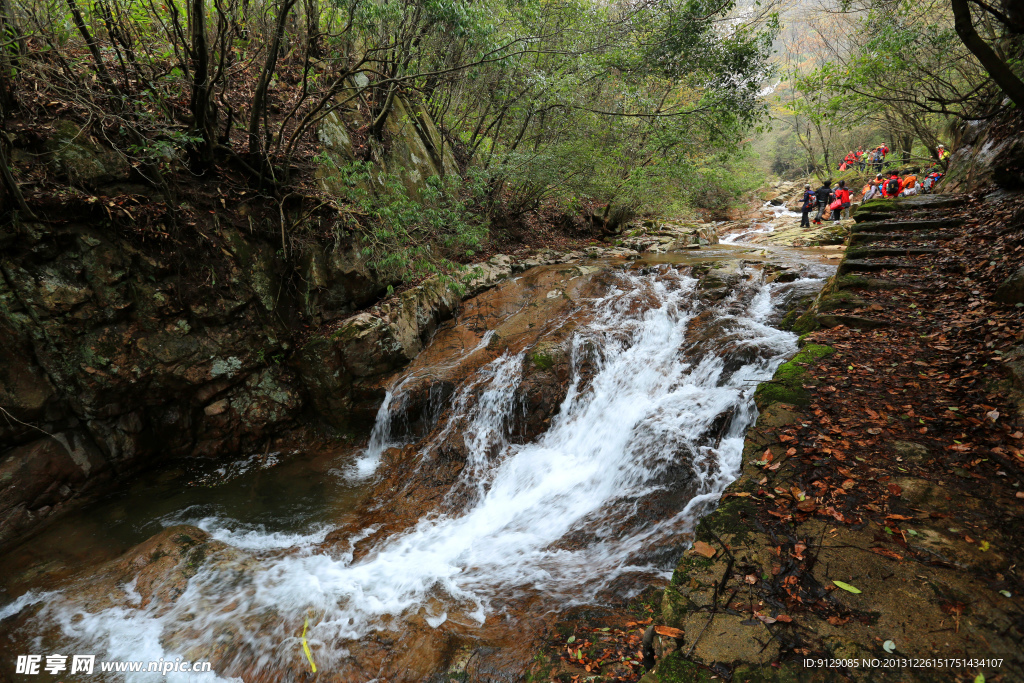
(11, 265), (807, 680)
(721, 201), (802, 244)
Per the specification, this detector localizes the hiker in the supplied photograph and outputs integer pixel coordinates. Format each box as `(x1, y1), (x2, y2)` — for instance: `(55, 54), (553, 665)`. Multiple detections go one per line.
(882, 172), (903, 199)
(813, 180), (833, 224)
(863, 173), (883, 201)
(870, 147), (883, 173)
(857, 147), (866, 171)
(832, 180), (852, 221)
(900, 171), (919, 196)
(937, 144), (950, 162)
(799, 184), (815, 228)
(875, 144), (889, 173)
(923, 170), (943, 192)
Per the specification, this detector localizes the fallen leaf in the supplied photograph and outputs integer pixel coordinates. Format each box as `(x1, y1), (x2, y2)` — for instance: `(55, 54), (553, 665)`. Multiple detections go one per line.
(832, 580), (862, 594)
(867, 428), (882, 435)
(870, 547), (903, 561)
(654, 625), (684, 638)
(775, 614), (793, 623)
(887, 483), (902, 496)
(745, 574), (757, 584)
(883, 640), (896, 653)
(690, 541), (717, 558)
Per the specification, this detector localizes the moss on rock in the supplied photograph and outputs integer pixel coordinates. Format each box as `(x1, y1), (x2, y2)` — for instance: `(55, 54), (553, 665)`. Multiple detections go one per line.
(753, 344), (834, 410)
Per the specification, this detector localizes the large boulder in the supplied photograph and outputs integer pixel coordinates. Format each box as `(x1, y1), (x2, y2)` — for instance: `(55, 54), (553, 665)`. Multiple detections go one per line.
(0, 432), (110, 547)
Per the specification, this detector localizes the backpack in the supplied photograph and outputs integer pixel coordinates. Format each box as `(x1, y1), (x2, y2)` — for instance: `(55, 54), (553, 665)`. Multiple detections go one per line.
(886, 178), (900, 195)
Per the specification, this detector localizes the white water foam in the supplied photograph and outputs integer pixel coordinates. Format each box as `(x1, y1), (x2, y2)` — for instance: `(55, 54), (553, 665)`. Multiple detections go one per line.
(12, 265), (804, 679)
(721, 201), (801, 244)
(159, 511), (335, 551)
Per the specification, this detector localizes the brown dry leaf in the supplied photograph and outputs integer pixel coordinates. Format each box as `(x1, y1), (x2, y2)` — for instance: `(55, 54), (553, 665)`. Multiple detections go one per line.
(867, 428), (882, 435)
(775, 614), (793, 623)
(690, 541), (717, 558)
(827, 616), (850, 626)
(887, 483), (903, 496)
(870, 547), (904, 561)
(786, 447), (797, 456)
(796, 500), (817, 512)
(792, 542), (807, 560)
(841, 479), (856, 490)
(744, 574), (758, 584)
(654, 625), (684, 638)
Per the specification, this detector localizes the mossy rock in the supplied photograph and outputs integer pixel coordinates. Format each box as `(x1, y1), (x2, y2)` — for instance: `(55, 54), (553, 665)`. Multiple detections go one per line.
(530, 352), (555, 370)
(649, 653), (718, 683)
(694, 494), (757, 545)
(851, 199), (898, 223)
(816, 291), (866, 312)
(753, 344), (834, 410)
(45, 120), (131, 187)
(834, 274), (900, 291)
(791, 308), (820, 335)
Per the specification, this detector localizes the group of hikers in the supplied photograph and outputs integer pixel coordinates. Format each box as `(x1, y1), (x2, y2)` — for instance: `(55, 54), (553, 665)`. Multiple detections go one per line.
(837, 143), (951, 172)
(798, 167), (945, 227)
(839, 144), (889, 172)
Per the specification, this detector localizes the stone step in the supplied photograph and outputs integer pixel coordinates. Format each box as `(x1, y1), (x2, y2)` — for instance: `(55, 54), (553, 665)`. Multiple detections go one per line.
(817, 314), (893, 330)
(846, 247), (939, 259)
(838, 259), (919, 275)
(853, 195), (967, 222)
(850, 218), (963, 233)
(848, 232), (955, 246)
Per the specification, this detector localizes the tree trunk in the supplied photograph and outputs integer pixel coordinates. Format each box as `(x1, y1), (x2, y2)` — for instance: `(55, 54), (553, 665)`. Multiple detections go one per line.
(952, 0), (1024, 109)
(304, 0), (321, 57)
(189, 0), (216, 171)
(248, 0), (297, 160)
(65, 0), (116, 91)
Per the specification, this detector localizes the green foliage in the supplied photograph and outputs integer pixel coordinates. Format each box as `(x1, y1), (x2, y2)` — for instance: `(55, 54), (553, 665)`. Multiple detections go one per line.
(317, 155), (488, 288)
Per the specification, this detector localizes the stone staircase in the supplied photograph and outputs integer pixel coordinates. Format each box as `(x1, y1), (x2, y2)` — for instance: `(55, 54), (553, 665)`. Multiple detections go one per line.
(795, 194), (967, 332)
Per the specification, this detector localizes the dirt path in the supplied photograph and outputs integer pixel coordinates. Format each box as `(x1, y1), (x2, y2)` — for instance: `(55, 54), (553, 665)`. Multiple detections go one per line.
(535, 192), (1024, 683)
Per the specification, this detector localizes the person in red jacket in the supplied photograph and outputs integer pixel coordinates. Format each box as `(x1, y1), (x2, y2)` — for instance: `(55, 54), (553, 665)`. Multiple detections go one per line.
(882, 172), (903, 198)
(832, 180), (852, 221)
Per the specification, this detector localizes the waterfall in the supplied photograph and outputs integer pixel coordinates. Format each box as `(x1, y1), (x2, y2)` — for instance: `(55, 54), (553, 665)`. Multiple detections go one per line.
(11, 265), (804, 681)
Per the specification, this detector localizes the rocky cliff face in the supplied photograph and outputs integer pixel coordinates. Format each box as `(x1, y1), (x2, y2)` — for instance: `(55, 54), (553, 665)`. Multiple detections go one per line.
(944, 109), (1024, 193)
(0, 97), (467, 549)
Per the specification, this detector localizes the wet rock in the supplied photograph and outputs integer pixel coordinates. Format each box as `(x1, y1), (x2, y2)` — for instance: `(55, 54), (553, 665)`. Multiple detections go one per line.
(0, 432), (109, 546)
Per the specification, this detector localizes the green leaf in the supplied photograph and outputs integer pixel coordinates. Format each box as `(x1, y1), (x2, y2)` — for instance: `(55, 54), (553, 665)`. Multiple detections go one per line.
(567, 635), (575, 644)
(832, 580), (862, 594)
(975, 674), (985, 683)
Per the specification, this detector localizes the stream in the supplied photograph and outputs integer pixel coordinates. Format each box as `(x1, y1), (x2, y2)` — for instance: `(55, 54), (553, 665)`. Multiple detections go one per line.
(0, 246), (833, 682)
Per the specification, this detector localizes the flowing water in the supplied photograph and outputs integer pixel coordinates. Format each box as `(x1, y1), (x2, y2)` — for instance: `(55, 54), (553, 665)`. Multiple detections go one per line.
(0, 251), (831, 682)
(720, 202), (802, 244)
